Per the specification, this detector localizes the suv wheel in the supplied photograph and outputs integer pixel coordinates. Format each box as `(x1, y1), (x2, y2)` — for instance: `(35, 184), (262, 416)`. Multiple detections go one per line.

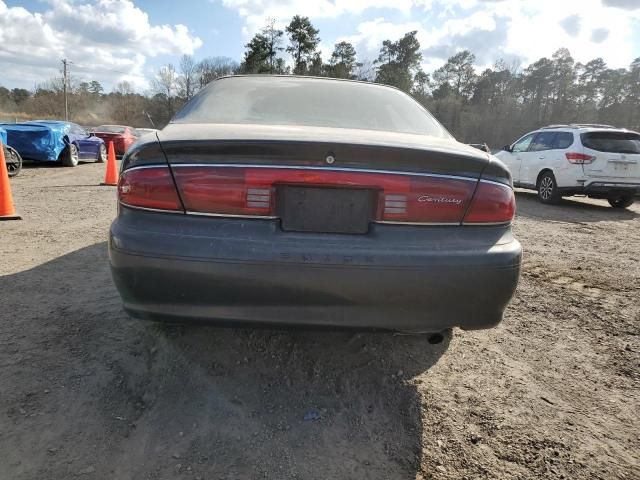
(537, 172), (561, 204)
(607, 195), (634, 209)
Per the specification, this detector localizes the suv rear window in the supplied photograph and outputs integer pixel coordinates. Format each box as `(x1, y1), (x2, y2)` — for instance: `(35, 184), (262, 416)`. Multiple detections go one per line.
(581, 132), (640, 154)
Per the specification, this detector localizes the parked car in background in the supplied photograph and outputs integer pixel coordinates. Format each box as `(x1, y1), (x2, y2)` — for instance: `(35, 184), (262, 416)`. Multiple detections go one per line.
(468, 143), (490, 153)
(0, 120), (106, 167)
(92, 125), (139, 156)
(0, 126), (22, 177)
(110, 75), (521, 333)
(135, 128), (158, 138)
(496, 124), (640, 208)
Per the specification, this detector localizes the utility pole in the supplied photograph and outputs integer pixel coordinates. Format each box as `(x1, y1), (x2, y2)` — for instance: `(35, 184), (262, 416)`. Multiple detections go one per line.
(62, 59), (69, 121)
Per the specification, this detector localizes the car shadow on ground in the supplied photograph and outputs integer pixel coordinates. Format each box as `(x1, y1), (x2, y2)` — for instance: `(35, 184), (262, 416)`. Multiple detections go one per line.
(21, 160), (102, 169)
(515, 190), (639, 223)
(0, 242), (449, 479)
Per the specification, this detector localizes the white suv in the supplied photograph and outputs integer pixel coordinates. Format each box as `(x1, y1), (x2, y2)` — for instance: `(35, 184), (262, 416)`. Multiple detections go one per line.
(495, 124), (640, 208)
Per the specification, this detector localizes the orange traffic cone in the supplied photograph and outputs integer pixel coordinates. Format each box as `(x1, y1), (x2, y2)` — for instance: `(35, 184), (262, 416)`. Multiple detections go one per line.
(101, 141), (119, 186)
(0, 141), (21, 221)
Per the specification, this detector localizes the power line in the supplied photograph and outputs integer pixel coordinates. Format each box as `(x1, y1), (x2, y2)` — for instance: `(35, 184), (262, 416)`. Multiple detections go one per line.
(62, 58), (69, 121)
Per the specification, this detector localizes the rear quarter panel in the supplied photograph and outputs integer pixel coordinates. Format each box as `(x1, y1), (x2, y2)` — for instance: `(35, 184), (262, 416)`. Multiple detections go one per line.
(1, 124), (66, 162)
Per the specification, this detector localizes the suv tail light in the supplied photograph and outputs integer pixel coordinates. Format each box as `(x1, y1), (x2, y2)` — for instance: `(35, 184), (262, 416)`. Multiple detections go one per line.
(118, 165), (515, 225)
(118, 166), (183, 211)
(463, 181), (516, 224)
(565, 152), (595, 164)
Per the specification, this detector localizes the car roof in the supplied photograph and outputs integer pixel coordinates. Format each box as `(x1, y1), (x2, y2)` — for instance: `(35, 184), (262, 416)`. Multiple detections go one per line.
(538, 124), (637, 134)
(25, 120), (71, 125)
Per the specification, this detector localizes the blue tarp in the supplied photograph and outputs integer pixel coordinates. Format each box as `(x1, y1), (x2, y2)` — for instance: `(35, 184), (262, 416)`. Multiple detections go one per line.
(0, 121), (71, 162)
(0, 127), (6, 146)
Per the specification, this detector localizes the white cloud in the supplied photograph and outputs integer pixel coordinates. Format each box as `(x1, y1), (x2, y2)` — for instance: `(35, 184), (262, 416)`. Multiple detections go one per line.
(0, 0), (202, 90)
(220, 0), (420, 36)
(1, 0), (638, 91)
(338, 18), (425, 58)
(491, 0), (639, 69)
(220, 0), (640, 72)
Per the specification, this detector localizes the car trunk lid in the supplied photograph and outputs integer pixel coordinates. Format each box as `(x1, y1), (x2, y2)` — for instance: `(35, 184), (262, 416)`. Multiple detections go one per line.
(156, 123), (490, 177)
(118, 124), (515, 230)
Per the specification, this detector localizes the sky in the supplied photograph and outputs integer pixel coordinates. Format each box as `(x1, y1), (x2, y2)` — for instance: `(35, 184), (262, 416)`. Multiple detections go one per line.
(0, 0), (639, 92)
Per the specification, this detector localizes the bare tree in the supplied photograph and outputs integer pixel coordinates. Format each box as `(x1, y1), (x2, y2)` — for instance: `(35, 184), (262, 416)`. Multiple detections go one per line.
(179, 54), (198, 101)
(112, 81), (134, 123)
(197, 57), (239, 88)
(354, 59), (376, 82)
(263, 18), (284, 73)
(152, 64), (178, 118)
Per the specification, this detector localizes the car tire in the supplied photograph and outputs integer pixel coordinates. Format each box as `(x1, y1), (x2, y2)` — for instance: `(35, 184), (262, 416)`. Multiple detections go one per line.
(61, 143), (79, 167)
(5, 146), (22, 177)
(607, 195), (635, 209)
(97, 143), (107, 163)
(537, 172), (561, 204)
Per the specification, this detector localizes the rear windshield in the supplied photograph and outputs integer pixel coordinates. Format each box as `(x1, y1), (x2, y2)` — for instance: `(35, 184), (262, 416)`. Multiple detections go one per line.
(96, 125), (126, 133)
(172, 76), (452, 138)
(581, 131), (640, 154)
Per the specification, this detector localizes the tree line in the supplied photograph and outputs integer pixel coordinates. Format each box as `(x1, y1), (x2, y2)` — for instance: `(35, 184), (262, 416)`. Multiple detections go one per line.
(1, 14), (639, 146)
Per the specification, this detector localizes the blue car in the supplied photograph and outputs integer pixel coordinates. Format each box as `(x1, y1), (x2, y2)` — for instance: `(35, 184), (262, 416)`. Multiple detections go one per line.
(0, 120), (106, 167)
(0, 126), (23, 177)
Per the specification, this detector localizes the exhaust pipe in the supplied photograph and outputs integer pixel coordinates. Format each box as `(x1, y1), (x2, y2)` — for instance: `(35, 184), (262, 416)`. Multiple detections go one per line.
(427, 332), (445, 344)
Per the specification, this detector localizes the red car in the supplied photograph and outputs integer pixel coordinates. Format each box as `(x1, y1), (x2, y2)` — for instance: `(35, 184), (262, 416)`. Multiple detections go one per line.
(92, 125), (138, 156)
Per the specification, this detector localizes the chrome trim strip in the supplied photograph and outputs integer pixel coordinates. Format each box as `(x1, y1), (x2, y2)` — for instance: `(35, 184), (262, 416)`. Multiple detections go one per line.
(122, 164), (169, 172)
(375, 220), (461, 226)
(186, 210), (278, 219)
(462, 221), (512, 226)
(168, 163), (479, 183)
(478, 178), (513, 189)
(587, 182), (640, 187)
(119, 202), (183, 214)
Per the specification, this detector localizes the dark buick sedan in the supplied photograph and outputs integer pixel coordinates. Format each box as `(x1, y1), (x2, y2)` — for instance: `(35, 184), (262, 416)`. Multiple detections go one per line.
(109, 76), (521, 332)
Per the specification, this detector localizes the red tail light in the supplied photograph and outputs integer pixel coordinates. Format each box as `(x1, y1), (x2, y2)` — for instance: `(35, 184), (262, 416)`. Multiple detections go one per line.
(463, 181), (516, 224)
(565, 152), (595, 164)
(172, 166), (477, 223)
(119, 165), (515, 225)
(118, 166), (183, 211)
(378, 176), (475, 223)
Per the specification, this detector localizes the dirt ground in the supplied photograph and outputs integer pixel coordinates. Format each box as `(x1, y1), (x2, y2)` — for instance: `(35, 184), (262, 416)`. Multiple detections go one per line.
(1, 162), (638, 480)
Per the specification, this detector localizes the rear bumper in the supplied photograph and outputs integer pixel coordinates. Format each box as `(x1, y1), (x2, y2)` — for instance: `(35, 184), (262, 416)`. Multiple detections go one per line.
(109, 208), (522, 332)
(112, 143), (126, 155)
(559, 181), (640, 197)
(97, 137), (126, 155)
